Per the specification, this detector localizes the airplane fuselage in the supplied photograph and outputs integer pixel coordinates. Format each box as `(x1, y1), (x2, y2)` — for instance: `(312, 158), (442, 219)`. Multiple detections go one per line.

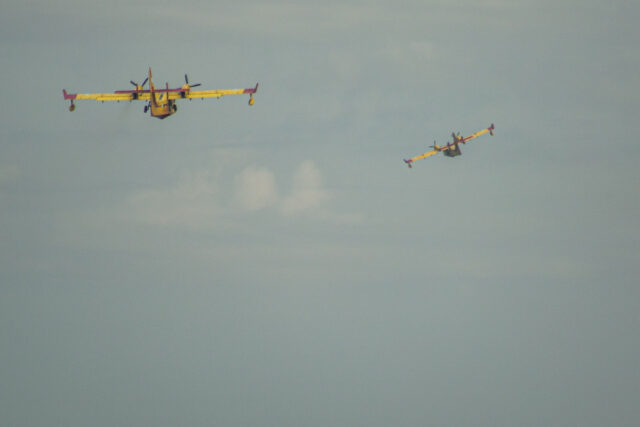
(147, 78), (178, 119)
(148, 93), (177, 119)
(443, 142), (462, 157)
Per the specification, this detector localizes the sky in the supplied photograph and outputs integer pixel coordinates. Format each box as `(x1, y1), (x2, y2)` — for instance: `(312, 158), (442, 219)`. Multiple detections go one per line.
(1, 0), (639, 425)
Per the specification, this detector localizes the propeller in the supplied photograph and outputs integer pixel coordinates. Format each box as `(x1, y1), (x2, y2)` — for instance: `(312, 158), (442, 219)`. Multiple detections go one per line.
(184, 74), (201, 88)
(130, 77), (148, 88)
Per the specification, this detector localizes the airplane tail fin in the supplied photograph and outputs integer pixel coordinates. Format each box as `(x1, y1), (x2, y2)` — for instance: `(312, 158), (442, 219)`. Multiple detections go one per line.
(489, 123), (495, 136)
(148, 67), (158, 107)
(403, 159), (413, 168)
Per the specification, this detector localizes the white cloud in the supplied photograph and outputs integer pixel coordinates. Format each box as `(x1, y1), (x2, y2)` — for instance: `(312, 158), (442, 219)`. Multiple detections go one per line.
(234, 165), (278, 211)
(281, 161), (331, 217)
(117, 159), (360, 228)
(123, 170), (220, 227)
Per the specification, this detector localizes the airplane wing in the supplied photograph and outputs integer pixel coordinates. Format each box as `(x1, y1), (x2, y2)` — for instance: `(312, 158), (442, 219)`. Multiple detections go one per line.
(410, 148), (440, 162)
(404, 124), (494, 167)
(64, 82), (258, 103)
(62, 89), (149, 102)
(461, 124), (495, 143)
(409, 143), (460, 161)
(404, 148), (440, 167)
(404, 142), (465, 167)
(172, 84), (259, 101)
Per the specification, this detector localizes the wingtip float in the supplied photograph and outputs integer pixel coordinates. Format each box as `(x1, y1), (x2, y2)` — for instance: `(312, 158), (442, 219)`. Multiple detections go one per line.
(404, 123), (495, 168)
(62, 68), (258, 119)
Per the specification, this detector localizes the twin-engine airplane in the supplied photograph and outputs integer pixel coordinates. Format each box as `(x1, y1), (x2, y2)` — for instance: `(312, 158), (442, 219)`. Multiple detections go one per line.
(403, 123), (495, 168)
(62, 68), (258, 119)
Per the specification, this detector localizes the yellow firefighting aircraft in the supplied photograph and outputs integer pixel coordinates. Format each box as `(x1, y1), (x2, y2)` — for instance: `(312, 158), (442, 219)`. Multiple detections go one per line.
(403, 124), (495, 168)
(63, 68), (258, 119)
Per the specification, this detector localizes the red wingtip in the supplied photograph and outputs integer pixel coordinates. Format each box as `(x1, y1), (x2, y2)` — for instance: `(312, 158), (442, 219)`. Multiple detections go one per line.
(62, 89), (76, 100)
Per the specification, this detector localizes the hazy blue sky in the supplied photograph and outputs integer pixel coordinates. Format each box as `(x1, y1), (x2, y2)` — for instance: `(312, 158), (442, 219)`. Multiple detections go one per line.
(1, 0), (639, 426)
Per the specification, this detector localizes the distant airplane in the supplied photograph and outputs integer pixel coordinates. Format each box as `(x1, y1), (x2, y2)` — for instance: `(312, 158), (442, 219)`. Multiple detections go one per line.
(63, 68), (258, 119)
(404, 124), (495, 168)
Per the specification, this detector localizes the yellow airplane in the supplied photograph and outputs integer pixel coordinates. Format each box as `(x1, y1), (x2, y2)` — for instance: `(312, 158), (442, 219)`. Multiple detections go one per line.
(404, 124), (495, 168)
(63, 68), (258, 119)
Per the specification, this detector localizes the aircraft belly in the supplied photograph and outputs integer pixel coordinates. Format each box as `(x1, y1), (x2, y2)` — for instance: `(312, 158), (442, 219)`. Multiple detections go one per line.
(151, 106), (171, 118)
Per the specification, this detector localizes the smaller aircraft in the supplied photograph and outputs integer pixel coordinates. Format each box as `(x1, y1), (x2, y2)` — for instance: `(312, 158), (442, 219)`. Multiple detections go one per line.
(403, 123), (495, 168)
(62, 68), (258, 119)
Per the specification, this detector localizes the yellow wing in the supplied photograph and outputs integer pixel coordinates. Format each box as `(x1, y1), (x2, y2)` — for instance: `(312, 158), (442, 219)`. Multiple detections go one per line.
(461, 124), (495, 143)
(69, 92), (134, 102)
(185, 88), (246, 99)
(65, 88), (251, 102)
(404, 148), (440, 167)
(168, 85), (259, 101)
(64, 83), (258, 103)
(410, 149), (439, 162)
(63, 89), (150, 102)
